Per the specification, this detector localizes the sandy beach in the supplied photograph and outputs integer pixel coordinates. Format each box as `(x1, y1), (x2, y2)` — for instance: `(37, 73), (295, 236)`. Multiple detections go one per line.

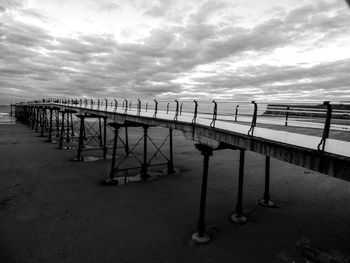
(1, 122), (350, 262)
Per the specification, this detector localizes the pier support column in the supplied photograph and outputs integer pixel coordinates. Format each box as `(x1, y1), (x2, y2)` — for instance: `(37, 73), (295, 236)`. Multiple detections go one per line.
(167, 128), (175, 174)
(103, 117), (108, 159)
(141, 125), (150, 181)
(40, 107), (46, 137)
(230, 149), (247, 224)
(259, 156), (275, 207)
(35, 106), (40, 132)
(192, 144), (213, 244)
(124, 124), (129, 155)
(75, 115), (85, 162)
(58, 111), (65, 149)
(55, 108), (60, 138)
(104, 124), (120, 185)
(45, 107), (53, 142)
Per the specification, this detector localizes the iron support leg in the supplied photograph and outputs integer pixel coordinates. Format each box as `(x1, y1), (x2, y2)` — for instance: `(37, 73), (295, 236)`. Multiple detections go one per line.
(66, 113), (70, 142)
(40, 109), (45, 137)
(125, 125), (129, 155)
(98, 117), (103, 147)
(230, 149), (247, 224)
(259, 156), (275, 207)
(47, 109), (53, 142)
(35, 108), (39, 132)
(167, 128), (175, 174)
(55, 111), (60, 137)
(103, 126), (119, 185)
(31, 108), (35, 129)
(103, 117), (107, 159)
(192, 144), (213, 244)
(59, 112), (65, 149)
(141, 125), (150, 181)
(70, 113), (75, 137)
(76, 116), (85, 161)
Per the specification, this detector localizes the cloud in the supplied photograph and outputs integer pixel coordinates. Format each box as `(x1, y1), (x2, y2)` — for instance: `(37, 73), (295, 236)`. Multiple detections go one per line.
(0, 0), (349, 104)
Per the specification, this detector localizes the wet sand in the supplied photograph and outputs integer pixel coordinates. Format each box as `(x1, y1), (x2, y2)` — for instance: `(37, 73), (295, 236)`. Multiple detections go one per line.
(1, 123), (350, 262)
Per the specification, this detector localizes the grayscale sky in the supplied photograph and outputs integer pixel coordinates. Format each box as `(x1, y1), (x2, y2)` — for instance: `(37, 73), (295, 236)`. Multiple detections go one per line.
(0, 0), (349, 104)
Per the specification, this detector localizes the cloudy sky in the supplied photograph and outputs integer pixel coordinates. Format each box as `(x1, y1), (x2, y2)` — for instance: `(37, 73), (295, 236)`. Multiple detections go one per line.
(0, 0), (349, 104)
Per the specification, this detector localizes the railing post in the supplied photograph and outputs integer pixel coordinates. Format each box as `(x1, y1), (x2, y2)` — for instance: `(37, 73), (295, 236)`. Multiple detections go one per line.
(209, 100), (217, 128)
(317, 101), (332, 151)
(192, 100), (198, 124)
(248, 101), (257, 136)
(284, 106), (290, 126)
(153, 100), (158, 118)
(137, 99), (141, 116)
(124, 99), (128, 114)
(235, 105), (239, 122)
(174, 100), (179, 121)
(114, 99), (118, 112)
(104, 98), (108, 111)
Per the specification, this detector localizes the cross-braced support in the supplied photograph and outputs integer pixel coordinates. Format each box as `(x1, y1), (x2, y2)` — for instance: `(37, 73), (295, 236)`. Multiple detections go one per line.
(259, 156), (275, 207)
(58, 109), (78, 150)
(104, 122), (175, 186)
(39, 106), (48, 137)
(73, 114), (112, 162)
(230, 149), (248, 224)
(192, 143), (213, 244)
(44, 106), (61, 143)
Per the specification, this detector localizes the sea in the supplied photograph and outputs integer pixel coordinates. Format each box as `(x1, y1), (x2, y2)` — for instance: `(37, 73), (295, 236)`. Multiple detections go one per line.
(0, 105), (15, 124)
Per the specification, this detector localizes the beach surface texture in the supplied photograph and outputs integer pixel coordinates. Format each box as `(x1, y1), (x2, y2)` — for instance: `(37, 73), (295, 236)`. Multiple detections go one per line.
(1, 123), (350, 262)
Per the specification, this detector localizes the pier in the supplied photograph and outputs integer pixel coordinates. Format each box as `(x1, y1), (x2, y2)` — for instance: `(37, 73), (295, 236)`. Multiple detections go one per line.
(12, 98), (350, 245)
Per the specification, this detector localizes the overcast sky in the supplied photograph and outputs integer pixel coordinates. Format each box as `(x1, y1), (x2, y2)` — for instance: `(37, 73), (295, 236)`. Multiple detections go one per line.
(0, 0), (349, 104)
